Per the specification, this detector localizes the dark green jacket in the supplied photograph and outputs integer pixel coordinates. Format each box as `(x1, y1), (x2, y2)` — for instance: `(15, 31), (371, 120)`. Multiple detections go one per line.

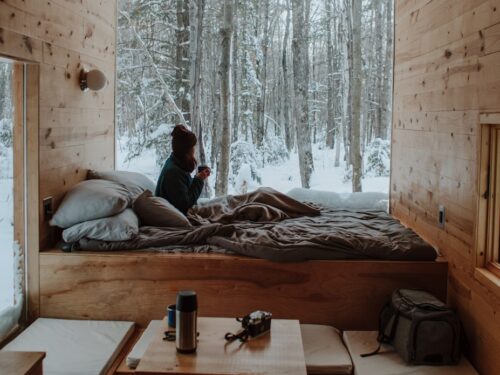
(155, 154), (204, 214)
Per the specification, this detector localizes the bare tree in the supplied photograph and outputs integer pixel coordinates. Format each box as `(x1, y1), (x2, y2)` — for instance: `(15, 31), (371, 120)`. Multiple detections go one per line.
(325, 0), (335, 149)
(215, 0), (234, 196)
(282, 0), (293, 151)
(176, 0), (191, 122)
(232, 0), (240, 143)
(190, 0), (206, 163)
(255, 0), (271, 147)
(291, 0), (314, 188)
(381, 0), (393, 139)
(350, 0), (362, 192)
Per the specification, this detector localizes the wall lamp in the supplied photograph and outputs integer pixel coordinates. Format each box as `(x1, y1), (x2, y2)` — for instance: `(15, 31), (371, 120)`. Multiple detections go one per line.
(79, 69), (107, 91)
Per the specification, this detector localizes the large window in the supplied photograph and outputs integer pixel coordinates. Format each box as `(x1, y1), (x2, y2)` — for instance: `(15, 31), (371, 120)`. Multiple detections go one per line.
(0, 61), (15, 312)
(0, 60), (25, 340)
(116, 0), (393, 197)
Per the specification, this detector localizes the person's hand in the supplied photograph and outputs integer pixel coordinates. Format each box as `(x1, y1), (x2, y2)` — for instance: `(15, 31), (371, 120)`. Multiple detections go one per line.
(196, 167), (211, 180)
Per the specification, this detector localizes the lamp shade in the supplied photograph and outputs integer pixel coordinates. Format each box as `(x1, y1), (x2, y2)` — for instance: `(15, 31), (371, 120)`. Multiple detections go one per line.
(80, 69), (107, 91)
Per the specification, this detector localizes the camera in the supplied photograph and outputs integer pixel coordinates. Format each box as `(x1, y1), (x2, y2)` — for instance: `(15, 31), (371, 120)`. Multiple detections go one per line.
(225, 310), (272, 342)
(242, 310), (272, 338)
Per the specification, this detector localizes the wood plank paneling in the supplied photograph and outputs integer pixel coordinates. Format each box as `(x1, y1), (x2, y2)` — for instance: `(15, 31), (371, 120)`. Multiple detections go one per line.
(39, 250), (448, 330)
(0, 0), (117, 321)
(392, 1), (500, 374)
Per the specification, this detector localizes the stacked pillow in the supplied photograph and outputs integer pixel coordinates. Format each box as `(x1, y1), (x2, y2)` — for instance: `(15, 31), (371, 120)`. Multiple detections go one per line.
(50, 170), (192, 244)
(87, 169), (156, 199)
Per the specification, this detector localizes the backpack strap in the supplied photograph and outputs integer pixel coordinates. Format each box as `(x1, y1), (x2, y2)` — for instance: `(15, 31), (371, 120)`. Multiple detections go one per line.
(361, 304), (400, 358)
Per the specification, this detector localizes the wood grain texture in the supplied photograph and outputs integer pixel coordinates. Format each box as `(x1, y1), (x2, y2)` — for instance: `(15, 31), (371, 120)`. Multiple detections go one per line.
(39, 250), (447, 330)
(392, 1), (500, 374)
(0, 351), (45, 375)
(136, 318), (307, 375)
(0, 0), (117, 324)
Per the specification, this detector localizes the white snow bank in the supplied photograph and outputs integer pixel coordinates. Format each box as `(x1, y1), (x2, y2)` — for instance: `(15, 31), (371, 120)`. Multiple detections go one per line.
(286, 188), (389, 211)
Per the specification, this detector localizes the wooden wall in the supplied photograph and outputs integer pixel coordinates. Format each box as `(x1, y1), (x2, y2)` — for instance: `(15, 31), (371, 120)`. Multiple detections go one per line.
(392, 1), (500, 374)
(0, 0), (117, 249)
(0, 0), (116, 318)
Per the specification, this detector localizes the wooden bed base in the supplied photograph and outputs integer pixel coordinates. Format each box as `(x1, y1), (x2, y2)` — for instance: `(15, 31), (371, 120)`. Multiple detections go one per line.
(39, 250), (447, 329)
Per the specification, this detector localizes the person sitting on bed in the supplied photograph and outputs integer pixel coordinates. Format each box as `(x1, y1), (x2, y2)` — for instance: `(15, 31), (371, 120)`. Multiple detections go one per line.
(155, 125), (211, 214)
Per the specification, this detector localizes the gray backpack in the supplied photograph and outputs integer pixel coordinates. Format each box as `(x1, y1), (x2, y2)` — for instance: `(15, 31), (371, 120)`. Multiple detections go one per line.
(363, 289), (462, 365)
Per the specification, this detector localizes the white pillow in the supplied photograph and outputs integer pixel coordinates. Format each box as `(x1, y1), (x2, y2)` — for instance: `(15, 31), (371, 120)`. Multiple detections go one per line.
(50, 180), (130, 228)
(62, 209), (139, 243)
(87, 169), (156, 198)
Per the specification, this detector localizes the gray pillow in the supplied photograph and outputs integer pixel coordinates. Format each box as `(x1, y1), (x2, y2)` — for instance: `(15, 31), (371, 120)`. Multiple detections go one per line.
(50, 179), (130, 228)
(62, 209), (139, 243)
(133, 190), (191, 227)
(87, 169), (156, 198)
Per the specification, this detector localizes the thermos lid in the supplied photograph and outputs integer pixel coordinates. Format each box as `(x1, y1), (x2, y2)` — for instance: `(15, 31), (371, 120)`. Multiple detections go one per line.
(176, 291), (198, 312)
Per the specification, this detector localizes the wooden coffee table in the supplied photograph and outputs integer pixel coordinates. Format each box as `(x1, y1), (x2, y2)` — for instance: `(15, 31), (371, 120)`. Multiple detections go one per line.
(135, 317), (307, 375)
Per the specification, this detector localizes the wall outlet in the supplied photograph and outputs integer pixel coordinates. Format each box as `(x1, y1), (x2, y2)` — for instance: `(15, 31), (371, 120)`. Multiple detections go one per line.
(438, 205), (445, 228)
(43, 197), (54, 221)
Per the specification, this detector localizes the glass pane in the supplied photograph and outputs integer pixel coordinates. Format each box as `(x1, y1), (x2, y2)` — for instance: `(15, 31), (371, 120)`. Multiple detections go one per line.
(116, 0), (393, 197)
(0, 61), (14, 311)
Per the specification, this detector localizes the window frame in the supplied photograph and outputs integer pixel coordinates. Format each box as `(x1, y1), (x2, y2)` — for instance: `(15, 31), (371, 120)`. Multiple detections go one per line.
(476, 115), (500, 281)
(0, 56), (40, 343)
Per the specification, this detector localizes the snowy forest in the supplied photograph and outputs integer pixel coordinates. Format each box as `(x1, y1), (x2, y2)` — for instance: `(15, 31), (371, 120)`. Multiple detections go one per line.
(116, 0), (394, 197)
(0, 62), (14, 310)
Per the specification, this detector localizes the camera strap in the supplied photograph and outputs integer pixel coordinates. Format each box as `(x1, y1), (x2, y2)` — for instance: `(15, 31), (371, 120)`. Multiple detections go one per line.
(225, 315), (252, 342)
(224, 328), (249, 342)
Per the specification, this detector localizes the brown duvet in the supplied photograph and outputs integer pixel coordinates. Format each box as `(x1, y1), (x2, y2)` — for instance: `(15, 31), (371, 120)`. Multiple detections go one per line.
(77, 188), (438, 262)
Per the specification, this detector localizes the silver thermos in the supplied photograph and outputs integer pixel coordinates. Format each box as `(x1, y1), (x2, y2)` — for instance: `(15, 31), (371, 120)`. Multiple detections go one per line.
(176, 291), (198, 353)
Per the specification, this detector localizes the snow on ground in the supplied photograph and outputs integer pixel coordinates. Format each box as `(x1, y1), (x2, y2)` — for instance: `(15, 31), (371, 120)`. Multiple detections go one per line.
(117, 139), (389, 195)
(0, 177), (14, 312)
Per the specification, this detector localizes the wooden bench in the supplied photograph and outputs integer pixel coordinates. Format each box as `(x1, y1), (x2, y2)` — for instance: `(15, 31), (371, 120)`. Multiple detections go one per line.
(39, 249), (448, 330)
(0, 351), (45, 375)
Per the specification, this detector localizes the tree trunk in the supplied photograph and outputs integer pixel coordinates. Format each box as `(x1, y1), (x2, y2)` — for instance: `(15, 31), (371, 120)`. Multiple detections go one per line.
(381, 0), (393, 140)
(190, 0), (206, 163)
(282, 0), (293, 151)
(350, 0), (363, 192)
(175, 0), (191, 123)
(255, 0), (270, 147)
(232, 0), (239, 143)
(215, 0), (233, 196)
(373, 0), (384, 140)
(291, 0), (314, 188)
(325, 0), (335, 149)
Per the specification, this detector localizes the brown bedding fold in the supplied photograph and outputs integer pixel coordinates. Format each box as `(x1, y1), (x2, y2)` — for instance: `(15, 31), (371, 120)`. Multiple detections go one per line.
(77, 188), (437, 262)
(188, 187), (321, 224)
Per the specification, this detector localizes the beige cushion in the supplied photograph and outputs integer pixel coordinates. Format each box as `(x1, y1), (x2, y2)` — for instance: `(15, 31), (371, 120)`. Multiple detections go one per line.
(126, 320), (163, 369)
(62, 208), (139, 243)
(2, 318), (135, 375)
(88, 169), (156, 198)
(133, 190), (191, 227)
(343, 331), (478, 375)
(50, 179), (130, 228)
(301, 324), (353, 375)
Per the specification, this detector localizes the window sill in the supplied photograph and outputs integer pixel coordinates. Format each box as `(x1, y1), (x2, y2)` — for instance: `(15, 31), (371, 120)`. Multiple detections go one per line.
(474, 267), (500, 299)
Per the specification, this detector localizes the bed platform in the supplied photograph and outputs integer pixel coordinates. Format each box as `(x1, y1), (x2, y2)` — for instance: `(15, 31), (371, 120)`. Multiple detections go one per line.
(39, 249), (447, 330)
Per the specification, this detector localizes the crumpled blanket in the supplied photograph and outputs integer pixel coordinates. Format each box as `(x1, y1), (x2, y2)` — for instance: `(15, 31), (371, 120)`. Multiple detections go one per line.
(77, 188), (437, 262)
(188, 187), (321, 224)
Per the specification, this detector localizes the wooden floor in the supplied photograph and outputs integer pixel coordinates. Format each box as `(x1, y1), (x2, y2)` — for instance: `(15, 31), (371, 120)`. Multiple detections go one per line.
(38, 249), (447, 330)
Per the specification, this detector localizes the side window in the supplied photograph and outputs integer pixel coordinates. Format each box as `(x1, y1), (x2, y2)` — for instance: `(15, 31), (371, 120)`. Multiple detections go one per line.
(478, 121), (500, 277)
